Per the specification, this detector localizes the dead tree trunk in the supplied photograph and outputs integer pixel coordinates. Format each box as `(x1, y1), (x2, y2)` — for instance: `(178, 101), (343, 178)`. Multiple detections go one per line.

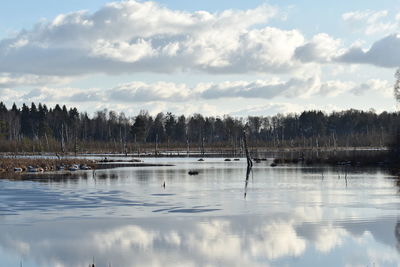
(155, 134), (158, 156)
(201, 136), (205, 156)
(74, 132), (78, 156)
(124, 125), (128, 157)
(45, 133), (50, 152)
(61, 123), (65, 153)
(243, 131), (253, 199)
(186, 137), (190, 156)
(243, 131), (252, 168)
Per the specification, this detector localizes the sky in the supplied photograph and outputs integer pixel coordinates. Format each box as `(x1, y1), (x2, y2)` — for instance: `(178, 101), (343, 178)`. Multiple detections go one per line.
(1, 0), (400, 117)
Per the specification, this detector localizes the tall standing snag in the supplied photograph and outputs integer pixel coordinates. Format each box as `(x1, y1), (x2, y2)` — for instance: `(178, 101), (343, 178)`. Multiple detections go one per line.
(243, 130), (252, 199)
(61, 123), (65, 153)
(243, 130), (252, 168)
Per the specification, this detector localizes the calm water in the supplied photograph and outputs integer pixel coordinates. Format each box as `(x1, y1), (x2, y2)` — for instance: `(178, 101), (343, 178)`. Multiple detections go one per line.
(0, 158), (399, 267)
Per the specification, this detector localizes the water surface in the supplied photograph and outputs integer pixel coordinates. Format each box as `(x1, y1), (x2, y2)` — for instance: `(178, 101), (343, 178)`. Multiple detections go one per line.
(0, 158), (399, 266)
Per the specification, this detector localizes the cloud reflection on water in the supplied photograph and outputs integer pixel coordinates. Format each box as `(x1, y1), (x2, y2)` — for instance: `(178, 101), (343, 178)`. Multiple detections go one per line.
(0, 215), (399, 267)
(1, 162), (400, 266)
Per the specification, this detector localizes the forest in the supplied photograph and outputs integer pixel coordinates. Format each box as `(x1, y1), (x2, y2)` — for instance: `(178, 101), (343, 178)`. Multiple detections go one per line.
(0, 101), (398, 153)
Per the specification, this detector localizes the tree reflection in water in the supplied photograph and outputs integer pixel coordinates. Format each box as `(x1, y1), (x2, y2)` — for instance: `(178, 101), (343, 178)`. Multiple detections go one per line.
(396, 221), (400, 252)
(244, 165), (252, 199)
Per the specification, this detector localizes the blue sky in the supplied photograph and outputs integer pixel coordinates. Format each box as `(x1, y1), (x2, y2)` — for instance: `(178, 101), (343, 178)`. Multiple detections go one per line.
(0, 0), (399, 116)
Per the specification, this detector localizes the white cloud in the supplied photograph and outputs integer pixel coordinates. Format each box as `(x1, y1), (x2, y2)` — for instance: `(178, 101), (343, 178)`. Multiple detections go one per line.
(0, 88), (24, 102)
(313, 77), (394, 98)
(351, 79), (392, 97)
(0, 73), (69, 88)
(109, 81), (190, 102)
(1, 0), (397, 86)
(0, 0), (398, 102)
(0, 1), (307, 76)
(5, 75), (391, 113)
(91, 38), (156, 63)
(318, 80), (354, 97)
(330, 65), (360, 76)
(295, 33), (342, 63)
(199, 77), (391, 100)
(199, 76), (320, 99)
(20, 87), (104, 103)
(342, 10), (397, 35)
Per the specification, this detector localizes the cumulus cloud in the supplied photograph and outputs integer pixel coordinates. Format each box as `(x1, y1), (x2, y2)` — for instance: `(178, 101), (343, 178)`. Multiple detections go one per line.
(342, 10), (397, 35)
(339, 34), (400, 68)
(2, 0), (398, 85)
(0, 1), (310, 76)
(283, 28), (400, 70)
(0, 0), (398, 92)
(274, 28), (400, 69)
(295, 33), (342, 63)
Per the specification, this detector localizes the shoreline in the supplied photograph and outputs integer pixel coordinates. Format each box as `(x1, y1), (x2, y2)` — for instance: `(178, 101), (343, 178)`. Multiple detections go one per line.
(0, 157), (177, 179)
(0, 146), (388, 158)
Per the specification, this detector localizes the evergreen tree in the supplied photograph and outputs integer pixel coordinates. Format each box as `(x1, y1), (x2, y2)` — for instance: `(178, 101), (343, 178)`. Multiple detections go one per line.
(20, 104), (32, 138)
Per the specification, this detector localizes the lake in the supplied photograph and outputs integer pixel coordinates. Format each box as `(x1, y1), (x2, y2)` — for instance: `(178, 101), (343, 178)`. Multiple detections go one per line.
(0, 158), (399, 266)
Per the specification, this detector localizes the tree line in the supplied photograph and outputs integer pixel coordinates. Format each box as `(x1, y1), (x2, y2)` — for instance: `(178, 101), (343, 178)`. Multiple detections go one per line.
(0, 102), (398, 153)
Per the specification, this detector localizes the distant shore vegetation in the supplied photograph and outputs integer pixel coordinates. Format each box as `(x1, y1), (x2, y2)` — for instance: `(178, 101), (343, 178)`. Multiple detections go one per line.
(0, 102), (398, 153)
